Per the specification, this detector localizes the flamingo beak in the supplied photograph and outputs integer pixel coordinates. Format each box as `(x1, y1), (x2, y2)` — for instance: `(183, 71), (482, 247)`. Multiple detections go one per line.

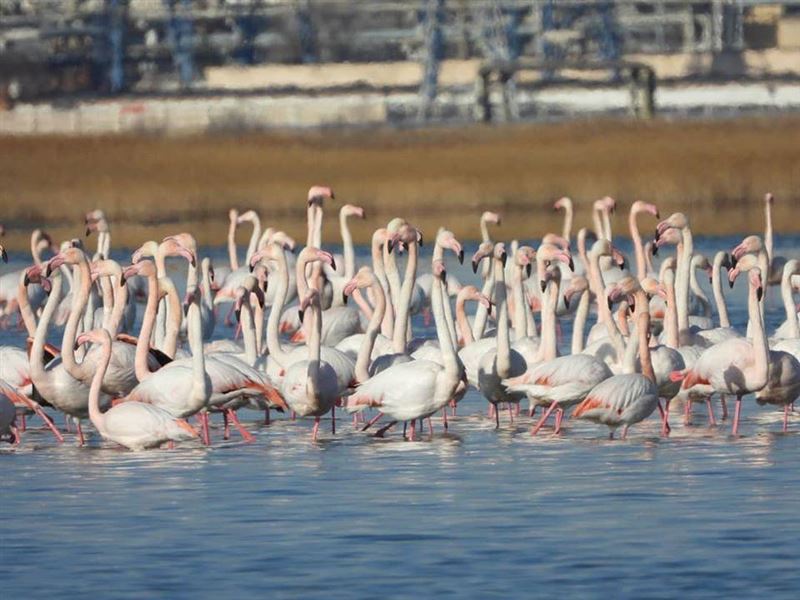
(568, 256), (575, 271)
(500, 251), (507, 268)
(342, 291), (348, 305)
(756, 286), (763, 302)
(526, 263), (532, 278)
(540, 280), (547, 293)
(298, 308), (305, 323)
(120, 273), (126, 286)
(472, 260), (479, 274)
(458, 249), (464, 265)
(563, 294), (570, 310)
(652, 243), (658, 256)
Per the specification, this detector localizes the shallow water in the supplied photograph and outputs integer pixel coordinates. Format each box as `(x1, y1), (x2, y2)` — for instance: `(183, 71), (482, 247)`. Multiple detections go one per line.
(2, 234), (800, 598)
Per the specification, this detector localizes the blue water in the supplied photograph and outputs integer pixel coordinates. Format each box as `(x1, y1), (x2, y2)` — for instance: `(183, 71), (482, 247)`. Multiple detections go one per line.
(2, 234), (799, 599)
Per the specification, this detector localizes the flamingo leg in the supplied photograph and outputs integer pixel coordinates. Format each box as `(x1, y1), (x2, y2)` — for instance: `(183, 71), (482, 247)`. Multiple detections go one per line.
(199, 412), (211, 446)
(783, 404), (790, 433)
(515, 403), (520, 417)
(531, 402), (558, 436)
(223, 411), (230, 440)
(32, 404), (64, 443)
(684, 399), (692, 425)
(361, 411), (384, 432)
(657, 400), (671, 437)
(507, 403), (514, 424)
(553, 408), (564, 434)
(226, 409), (255, 443)
(732, 396), (743, 436)
(663, 399), (672, 434)
(312, 416), (320, 440)
(331, 405), (336, 435)
(408, 419), (416, 441)
(75, 419), (86, 446)
(19, 413), (26, 432)
(720, 395), (728, 420)
(11, 425), (20, 445)
(621, 425), (629, 439)
(494, 404), (500, 429)
(442, 408), (448, 431)
(705, 399), (717, 426)
(374, 420), (396, 438)
(264, 408), (270, 425)
(291, 411), (296, 421)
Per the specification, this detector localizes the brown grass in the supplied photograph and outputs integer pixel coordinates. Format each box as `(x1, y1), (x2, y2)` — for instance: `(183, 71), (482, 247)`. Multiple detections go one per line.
(0, 115), (798, 250)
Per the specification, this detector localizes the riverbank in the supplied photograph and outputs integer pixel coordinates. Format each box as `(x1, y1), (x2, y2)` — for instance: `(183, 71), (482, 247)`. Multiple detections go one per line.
(0, 115), (798, 250)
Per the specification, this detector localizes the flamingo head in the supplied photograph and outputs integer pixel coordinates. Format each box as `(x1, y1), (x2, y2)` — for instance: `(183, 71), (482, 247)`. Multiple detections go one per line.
(553, 197), (571, 212)
(23, 264), (51, 293)
(538, 242), (574, 272)
(299, 247), (336, 271)
(515, 245), (536, 278)
(160, 234), (197, 268)
(228, 208), (239, 223)
(731, 235), (762, 264)
(182, 285), (201, 316)
(481, 211), (502, 226)
(74, 328), (112, 351)
(458, 284), (491, 313)
(308, 185), (334, 206)
(692, 254), (713, 282)
(344, 266), (374, 298)
(341, 204), (365, 220)
(122, 258), (156, 285)
(46, 246), (86, 277)
(436, 229), (463, 264)
(131, 240), (158, 264)
(540, 264), (562, 294)
(728, 253), (760, 288)
(236, 210), (259, 225)
(607, 276), (640, 311)
(471, 241), (494, 273)
(298, 288), (321, 323)
(764, 192), (774, 206)
(640, 277), (666, 300)
(542, 233), (570, 252)
(655, 212), (688, 241)
(631, 200), (659, 219)
(90, 258), (123, 286)
(562, 274), (589, 310)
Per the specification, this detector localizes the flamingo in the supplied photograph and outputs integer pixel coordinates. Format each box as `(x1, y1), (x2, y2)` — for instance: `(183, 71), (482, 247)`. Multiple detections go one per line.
(345, 257), (461, 440)
(76, 328), (199, 450)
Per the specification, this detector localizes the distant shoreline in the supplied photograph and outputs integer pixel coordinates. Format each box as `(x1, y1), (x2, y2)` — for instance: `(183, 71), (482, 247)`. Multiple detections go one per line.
(0, 115), (798, 250)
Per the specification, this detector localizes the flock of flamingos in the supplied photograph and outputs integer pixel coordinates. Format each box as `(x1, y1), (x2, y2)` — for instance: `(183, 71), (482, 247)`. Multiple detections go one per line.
(0, 187), (799, 450)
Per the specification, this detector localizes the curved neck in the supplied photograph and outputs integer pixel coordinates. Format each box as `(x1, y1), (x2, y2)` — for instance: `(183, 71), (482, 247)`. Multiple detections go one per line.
(17, 272), (37, 337)
(712, 254), (730, 328)
(108, 275), (128, 336)
(186, 301), (209, 405)
(384, 243), (402, 316)
(340, 212), (356, 279)
(30, 234), (44, 266)
(494, 256), (512, 375)
(228, 218), (239, 271)
(764, 200), (774, 267)
(135, 272), (159, 382)
(636, 303), (655, 383)
(87, 341), (111, 436)
(371, 236), (394, 338)
(431, 272), (458, 375)
(602, 210), (613, 242)
(747, 278), (769, 390)
(588, 250), (626, 359)
(538, 278), (559, 361)
(240, 296), (258, 366)
(30, 272), (63, 382)
(664, 280), (679, 349)
(392, 240), (418, 353)
(99, 274), (114, 333)
(561, 204), (573, 242)
(244, 216), (262, 265)
(456, 292), (475, 346)
(676, 229), (693, 343)
(629, 210), (646, 281)
(62, 257), (92, 380)
(511, 265), (527, 342)
(305, 299), (322, 402)
(472, 267), (494, 340)
(162, 278), (182, 359)
(571, 290), (590, 354)
(356, 278), (385, 383)
(266, 248), (292, 366)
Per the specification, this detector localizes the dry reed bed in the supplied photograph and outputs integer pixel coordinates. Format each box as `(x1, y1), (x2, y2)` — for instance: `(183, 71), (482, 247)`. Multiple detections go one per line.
(0, 116), (798, 250)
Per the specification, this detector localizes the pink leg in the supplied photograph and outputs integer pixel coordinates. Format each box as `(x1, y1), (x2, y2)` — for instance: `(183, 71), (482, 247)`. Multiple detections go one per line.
(621, 425), (629, 439)
(291, 411), (296, 421)
(201, 412), (211, 446)
(515, 403), (521, 417)
(720, 395), (728, 420)
(531, 402), (558, 436)
(732, 396), (743, 436)
(312, 416), (320, 440)
(507, 403), (514, 424)
(657, 400), (671, 437)
(264, 408), (270, 425)
(226, 409), (255, 443)
(553, 408), (564, 434)
(19, 413), (26, 432)
(442, 408), (448, 431)
(408, 419), (416, 441)
(529, 404), (536, 418)
(663, 399), (671, 434)
(33, 405), (64, 443)
(488, 404), (495, 419)
(428, 417), (434, 436)
(224, 303), (236, 327)
(361, 411), (384, 432)
(705, 399), (717, 426)
(331, 405), (336, 435)
(784, 404), (790, 433)
(494, 403), (500, 428)
(76, 420), (85, 446)
(11, 425), (20, 445)
(684, 399), (692, 425)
